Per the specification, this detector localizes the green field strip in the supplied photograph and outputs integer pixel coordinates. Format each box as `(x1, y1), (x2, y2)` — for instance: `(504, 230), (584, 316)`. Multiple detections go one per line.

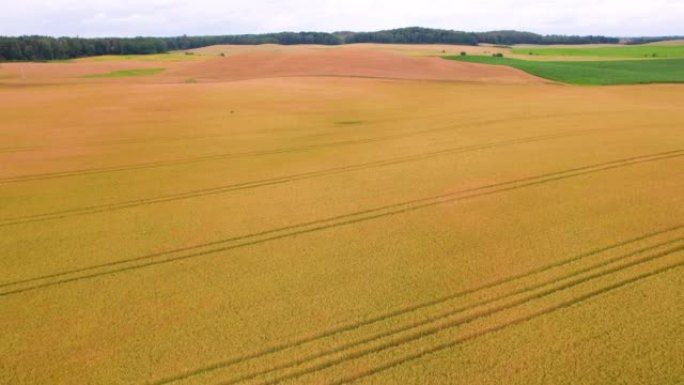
(82, 67), (165, 78)
(445, 55), (684, 85)
(512, 45), (684, 58)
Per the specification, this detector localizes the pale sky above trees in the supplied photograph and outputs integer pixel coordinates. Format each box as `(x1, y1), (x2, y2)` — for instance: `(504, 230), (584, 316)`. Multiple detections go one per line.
(1, 0), (682, 37)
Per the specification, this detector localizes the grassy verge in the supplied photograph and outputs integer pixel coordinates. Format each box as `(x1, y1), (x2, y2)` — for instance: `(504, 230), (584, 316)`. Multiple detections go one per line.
(511, 45), (684, 59)
(83, 68), (166, 78)
(444, 55), (684, 85)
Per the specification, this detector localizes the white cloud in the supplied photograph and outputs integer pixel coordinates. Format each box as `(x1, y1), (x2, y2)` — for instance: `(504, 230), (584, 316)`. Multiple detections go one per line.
(0, 0), (681, 37)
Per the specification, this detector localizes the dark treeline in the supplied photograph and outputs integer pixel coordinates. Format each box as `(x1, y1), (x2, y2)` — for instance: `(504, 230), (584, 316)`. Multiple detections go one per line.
(0, 27), (627, 61)
(0, 33), (340, 61)
(473, 30), (619, 45)
(622, 36), (684, 45)
(343, 27), (477, 44)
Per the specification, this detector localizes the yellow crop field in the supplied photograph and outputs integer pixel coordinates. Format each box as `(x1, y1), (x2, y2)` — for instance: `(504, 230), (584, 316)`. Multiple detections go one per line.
(1, 45), (683, 385)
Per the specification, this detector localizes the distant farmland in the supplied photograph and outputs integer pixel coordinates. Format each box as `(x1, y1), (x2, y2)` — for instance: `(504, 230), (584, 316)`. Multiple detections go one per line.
(83, 68), (166, 78)
(1, 44), (683, 384)
(445, 55), (684, 85)
(512, 44), (684, 58)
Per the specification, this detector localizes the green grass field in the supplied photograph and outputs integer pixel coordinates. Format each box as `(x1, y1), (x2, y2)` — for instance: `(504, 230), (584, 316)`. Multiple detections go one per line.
(511, 45), (684, 58)
(445, 55), (684, 85)
(83, 68), (166, 78)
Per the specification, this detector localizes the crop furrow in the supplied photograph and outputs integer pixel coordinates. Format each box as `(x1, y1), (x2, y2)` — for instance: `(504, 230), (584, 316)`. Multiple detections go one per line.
(326, 260), (684, 385)
(252, 247), (683, 385)
(0, 128), (607, 227)
(146, 227), (682, 384)
(167, 243), (683, 385)
(0, 110), (628, 184)
(1, 151), (681, 297)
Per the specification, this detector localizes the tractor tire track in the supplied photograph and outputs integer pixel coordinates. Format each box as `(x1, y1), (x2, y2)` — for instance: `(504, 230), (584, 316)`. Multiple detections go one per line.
(1, 150), (681, 297)
(168, 240), (683, 385)
(146, 225), (682, 385)
(252, 246), (683, 385)
(0, 128), (606, 227)
(326, 260), (684, 385)
(0, 146), (40, 154)
(0, 111), (627, 184)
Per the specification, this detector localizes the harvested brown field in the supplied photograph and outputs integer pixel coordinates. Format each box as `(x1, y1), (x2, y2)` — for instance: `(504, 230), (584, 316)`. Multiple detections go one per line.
(0, 60), (197, 84)
(0, 46), (542, 85)
(168, 48), (545, 83)
(187, 43), (509, 58)
(1, 44), (683, 385)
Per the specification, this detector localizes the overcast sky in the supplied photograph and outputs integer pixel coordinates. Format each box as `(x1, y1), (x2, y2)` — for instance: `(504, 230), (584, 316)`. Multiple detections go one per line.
(1, 0), (682, 37)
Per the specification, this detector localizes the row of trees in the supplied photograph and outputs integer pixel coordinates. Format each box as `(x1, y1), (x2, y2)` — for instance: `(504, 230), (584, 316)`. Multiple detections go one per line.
(472, 30), (619, 45)
(0, 36), (168, 61)
(0, 33), (341, 61)
(622, 36), (684, 45)
(0, 28), (623, 61)
(343, 27), (478, 45)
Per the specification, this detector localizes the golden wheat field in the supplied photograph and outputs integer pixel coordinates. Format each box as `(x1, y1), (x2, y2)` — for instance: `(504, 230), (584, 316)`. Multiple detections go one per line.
(1, 45), (683, 385)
